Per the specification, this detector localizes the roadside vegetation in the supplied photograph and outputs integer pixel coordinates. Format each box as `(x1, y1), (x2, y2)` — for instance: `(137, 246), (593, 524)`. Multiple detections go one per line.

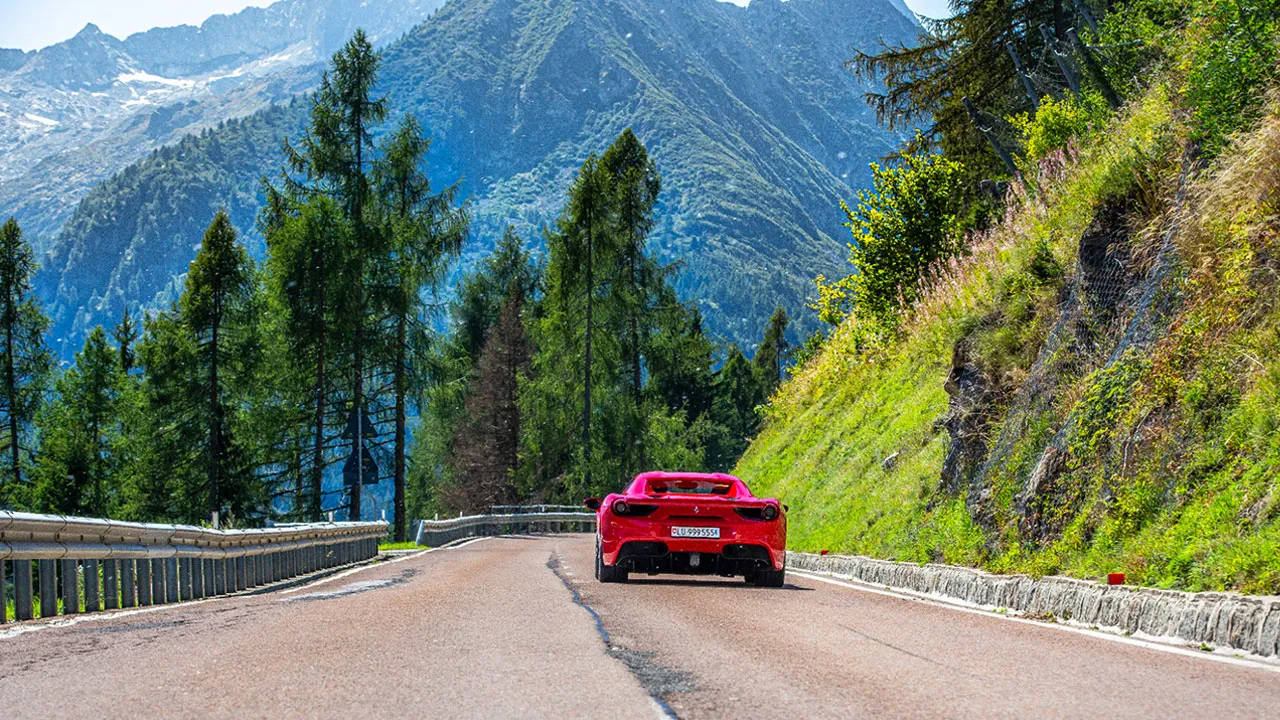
(738, 0), (1280, 593)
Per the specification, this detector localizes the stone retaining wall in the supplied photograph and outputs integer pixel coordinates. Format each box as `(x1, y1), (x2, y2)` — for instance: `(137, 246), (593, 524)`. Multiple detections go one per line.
(786, 551), (1280, 658)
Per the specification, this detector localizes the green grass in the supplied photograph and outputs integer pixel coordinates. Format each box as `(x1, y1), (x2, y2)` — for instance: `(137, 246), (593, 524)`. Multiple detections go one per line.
(378, 541), (422, 551)
(734, 85), (1280, 593)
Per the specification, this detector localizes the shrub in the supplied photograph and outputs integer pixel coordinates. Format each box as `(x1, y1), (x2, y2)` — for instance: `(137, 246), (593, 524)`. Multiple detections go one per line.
(811, 145), (967, 326)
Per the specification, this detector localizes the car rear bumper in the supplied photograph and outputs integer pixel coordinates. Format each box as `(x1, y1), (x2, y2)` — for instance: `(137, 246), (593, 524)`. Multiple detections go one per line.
(610, 540), (780, 576)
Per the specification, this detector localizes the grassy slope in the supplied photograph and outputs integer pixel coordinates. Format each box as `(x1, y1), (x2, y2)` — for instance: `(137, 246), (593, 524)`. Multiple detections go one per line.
(738, 82), (1280, 594)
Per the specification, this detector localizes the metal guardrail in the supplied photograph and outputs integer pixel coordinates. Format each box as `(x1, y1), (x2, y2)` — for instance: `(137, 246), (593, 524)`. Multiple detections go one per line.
(486, 504), (585, 514)
(0, 511), (387, 624)
(414, 511), (597, 547)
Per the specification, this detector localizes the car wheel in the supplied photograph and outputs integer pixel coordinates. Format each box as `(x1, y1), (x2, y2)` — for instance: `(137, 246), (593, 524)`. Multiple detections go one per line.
(749, 568), (785, 587)
(596, 539), (628, 583)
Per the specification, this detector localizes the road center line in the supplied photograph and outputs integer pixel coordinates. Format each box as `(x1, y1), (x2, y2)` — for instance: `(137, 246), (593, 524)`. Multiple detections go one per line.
(790, 570), (1280, 674)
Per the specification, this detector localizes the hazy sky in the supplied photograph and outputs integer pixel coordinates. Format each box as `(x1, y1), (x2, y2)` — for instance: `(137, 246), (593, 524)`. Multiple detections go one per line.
(0, 0), (951, 51)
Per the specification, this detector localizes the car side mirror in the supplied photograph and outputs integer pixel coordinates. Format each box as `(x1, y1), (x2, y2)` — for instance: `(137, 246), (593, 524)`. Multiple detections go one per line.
(583, 497), (601, 511)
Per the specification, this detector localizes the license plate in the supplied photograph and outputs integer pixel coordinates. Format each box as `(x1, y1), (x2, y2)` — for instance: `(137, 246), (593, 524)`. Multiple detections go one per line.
(672, 526), (720, 539)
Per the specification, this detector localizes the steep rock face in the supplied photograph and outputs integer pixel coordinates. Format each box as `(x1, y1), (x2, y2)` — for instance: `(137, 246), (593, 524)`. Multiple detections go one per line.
(939, 335), (1002, 522)
(0, 0), (448, 251)
(35, 0), (919, 353)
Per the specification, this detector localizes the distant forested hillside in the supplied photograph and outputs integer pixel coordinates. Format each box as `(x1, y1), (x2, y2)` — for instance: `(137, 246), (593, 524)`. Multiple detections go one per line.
(34, 0), (919, 352)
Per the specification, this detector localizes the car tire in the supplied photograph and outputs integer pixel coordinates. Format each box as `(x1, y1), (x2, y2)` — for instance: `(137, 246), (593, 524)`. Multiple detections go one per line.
(596, 539), (628, 583)
(748, 568), (785, 587)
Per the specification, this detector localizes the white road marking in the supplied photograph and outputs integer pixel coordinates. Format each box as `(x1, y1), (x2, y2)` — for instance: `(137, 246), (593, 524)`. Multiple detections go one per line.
(790, 570), (1280, 674)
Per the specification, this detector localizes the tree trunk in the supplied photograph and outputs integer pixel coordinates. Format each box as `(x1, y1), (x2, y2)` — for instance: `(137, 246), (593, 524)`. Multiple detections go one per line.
(393, 312), (407, 542)
(310, 272), (327, 522)
(208, 288), (222, 520)
(350, 288), (364, 523)
(582, 203), (594, 490)
(5, 307), (19, 486)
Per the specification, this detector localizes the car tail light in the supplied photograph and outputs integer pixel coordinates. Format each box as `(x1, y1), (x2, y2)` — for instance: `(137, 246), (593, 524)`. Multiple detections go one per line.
(734, 505), (780, 521)
(612, 501), (658, 517)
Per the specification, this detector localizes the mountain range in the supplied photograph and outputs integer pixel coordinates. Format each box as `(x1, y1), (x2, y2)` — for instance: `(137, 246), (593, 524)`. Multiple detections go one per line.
(0, 0), (449, 253)
(7, 0), (920, 353)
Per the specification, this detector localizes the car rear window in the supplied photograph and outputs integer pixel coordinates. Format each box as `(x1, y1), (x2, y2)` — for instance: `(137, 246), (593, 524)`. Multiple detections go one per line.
(647, 479), (735, 496)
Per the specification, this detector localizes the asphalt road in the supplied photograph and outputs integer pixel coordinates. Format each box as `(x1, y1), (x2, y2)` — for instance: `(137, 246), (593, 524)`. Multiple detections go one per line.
(2, 535), (1277, 719)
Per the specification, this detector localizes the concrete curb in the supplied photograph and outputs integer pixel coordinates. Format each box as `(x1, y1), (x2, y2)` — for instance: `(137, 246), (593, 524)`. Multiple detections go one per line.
(786, 551), (1280, 657)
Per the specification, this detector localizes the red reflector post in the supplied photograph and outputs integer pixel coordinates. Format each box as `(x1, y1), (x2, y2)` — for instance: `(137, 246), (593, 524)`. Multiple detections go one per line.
(820, 549), (829, 556)
(1107, 573), (1126, 585)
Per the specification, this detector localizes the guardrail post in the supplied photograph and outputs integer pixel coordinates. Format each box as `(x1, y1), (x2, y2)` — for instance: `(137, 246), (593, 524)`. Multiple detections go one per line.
(84, 559), (100, 612)
(150, 559), (165, 604)
(235, 557), (246, 591)
(216, 560), (229, 595)
(271, 551), (281, 582)
(104, 560), (118, 609)
(137, 560), (152, 606)
(15, 560), (33, 620)
(246, 556), (257, 588)
(179, 558), (193, 600)
(60, 559), (79, 614)
(122, 560), (137, 607)
(191, 558), (204, 599)
(1, 560), (6, 623)
(38, 559), (57, 617)
(164, 558), (178, 603)
(202, 559), (215, 597)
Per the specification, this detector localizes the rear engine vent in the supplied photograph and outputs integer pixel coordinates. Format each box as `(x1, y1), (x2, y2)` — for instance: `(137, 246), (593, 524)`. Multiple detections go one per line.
(734, 507), (764, 520)
(618, 541), (669, 559)
(618, 503), (658, 517)
(722, 544), (771, 561)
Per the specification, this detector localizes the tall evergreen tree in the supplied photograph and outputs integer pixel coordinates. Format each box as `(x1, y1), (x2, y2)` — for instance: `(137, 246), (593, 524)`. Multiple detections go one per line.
(715, 344), (764, 461)
(851, 0), (1100, 179)
(181, 210), (258, 521)
(263, 197), (349, 520)
(112, 307), (140, 374)
(276, 29), (387, 521)
(599, 128), (663, 470)
(372, 114), (468, 541)
(445, 293), (530, 513)
(407, 228), (537, 520)
(753, 306), (791, 395)
(34, 327), (120, 516)
(0, 217), (52, 506)
(121, 309), (201, 522)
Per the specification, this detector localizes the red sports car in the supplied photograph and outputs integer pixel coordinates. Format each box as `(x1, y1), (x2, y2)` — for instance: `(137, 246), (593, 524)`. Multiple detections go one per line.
(584, 471), (787, 586)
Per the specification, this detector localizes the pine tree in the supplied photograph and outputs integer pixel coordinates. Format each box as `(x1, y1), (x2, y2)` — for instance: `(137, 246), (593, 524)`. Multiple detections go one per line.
(112, 307), (140, 374)
(123, 309), (201, 522)
(372, 114), (468, 541)
(0, 217), (52, 506)
(275, 29), (387, 521)
(263, 197), (349, 520)
(181, 209), (259, 521)
(714, 344), (764, 464)
(446, 293), (530, 513)
(599, 128), (662, 471)
(408, 228), (536, 520)
(523, 154), (618, 497)
(34, 327), (120, 516)
(753, 306), (790, 395)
